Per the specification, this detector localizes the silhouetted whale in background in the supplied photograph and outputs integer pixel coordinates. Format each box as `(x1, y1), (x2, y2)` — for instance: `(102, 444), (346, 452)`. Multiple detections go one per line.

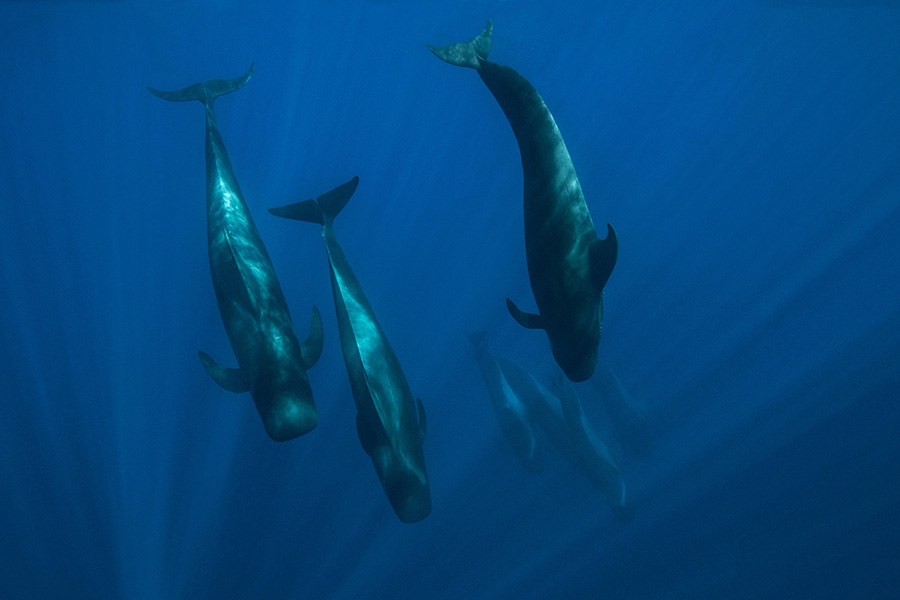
(592, 357), (653, 460)
(149, 65), (323, 442)
(270, 177), (431, 523)
(429, 21), (618, 382)
(496, 356), (633, 522)
(469, 332), (543, 474)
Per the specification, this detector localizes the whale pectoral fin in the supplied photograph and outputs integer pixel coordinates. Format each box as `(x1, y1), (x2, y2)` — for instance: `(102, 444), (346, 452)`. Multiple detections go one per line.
(506, 298), (544, 330)
(301, 305), (324, 369)
(416, 397), (427, 443)
(198, 351), (250, 393)
(591, 223), (619, 293)
(356, 412), (374, 456)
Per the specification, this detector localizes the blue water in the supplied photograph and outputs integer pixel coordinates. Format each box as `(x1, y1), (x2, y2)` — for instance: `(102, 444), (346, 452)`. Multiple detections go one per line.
(2, 1), (899, 598)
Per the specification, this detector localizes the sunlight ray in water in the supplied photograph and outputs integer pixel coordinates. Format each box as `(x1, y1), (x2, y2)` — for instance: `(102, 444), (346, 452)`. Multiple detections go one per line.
(1, 1), (899, 598)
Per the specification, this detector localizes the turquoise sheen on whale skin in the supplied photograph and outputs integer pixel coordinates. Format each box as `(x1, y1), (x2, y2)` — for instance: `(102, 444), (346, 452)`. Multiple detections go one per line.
(270, 177), (431, 524)
(428, 21), (618, 383)
(148, 66), (323, 442)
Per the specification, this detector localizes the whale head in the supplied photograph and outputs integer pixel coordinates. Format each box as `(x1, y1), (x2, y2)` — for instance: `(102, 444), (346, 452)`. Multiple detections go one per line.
(371, 444), (432, 523)
(261, 391), (318, 441)
(549, 323), (601, 383)
(384, 464), (432, 524)
(253, 368), (318, 442)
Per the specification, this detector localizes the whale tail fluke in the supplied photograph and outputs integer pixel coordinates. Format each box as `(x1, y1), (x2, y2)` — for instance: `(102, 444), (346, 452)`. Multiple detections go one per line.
(427, 20), (493, 69)
(316, 176), (359, 223)
(148, 63), (254, 106)
(269, 176), (359, 227)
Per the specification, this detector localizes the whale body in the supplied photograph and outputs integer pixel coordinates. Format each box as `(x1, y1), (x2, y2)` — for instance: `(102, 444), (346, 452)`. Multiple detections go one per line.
(149, 65), (322, 442)
(270, 177), (431, 523)
(468, 332), (543, 474)
(497, 356), (632, 521)
(429, 22), (618, 382)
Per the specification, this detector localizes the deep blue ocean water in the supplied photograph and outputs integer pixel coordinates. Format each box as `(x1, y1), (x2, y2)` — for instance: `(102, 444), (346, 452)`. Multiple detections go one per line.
(2, 1), (899, 598)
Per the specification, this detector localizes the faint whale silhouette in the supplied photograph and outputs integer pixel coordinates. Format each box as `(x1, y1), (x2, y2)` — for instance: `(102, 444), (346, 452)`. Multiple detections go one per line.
(469, 332), (544, 474)
(497, 356), (633, 521)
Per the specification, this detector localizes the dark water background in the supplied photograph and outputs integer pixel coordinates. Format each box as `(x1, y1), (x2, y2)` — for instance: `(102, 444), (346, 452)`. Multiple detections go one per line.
(2, 1), (899, 598)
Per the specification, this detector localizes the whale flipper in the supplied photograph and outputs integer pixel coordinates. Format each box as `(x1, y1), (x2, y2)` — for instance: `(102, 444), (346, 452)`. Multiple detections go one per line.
(426, 20), (493, 69)
(300, 306), (324, 369)
(506, 298), (544, 330)
(198, 350), (250, 393)
(591, 224), (619, 292)
(147, 64), (254, 106)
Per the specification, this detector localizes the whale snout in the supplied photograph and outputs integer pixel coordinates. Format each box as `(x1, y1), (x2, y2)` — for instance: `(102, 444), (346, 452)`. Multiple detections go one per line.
(384, 469), (432, 523)
(394, 489), (432, 524)
(263, 394), (318, 442)
(555, 344), (599, 383)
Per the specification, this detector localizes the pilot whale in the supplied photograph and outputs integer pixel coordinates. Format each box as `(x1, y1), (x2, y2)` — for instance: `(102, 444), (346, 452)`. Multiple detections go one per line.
(429, 21), (618, 382)
(148, 65), (323, 442)
(468, 332), (543, 474)
(496, 357), (632, 522)
(270, 177), (431, 523)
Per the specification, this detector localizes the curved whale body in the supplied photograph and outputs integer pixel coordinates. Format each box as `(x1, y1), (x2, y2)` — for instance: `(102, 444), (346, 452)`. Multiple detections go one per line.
(149, 65), (323, 442)
(428, 22), (618, 382)
(270, 177), (431, 523)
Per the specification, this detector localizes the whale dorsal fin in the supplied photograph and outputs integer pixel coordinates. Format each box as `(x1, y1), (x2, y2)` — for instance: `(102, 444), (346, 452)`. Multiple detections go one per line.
(301, 305), (324, 369)
(416, 397), (427, 443)
(506, 298), (545, 330)
(591, 223), (619, 293)
(198, 350), (250, 393)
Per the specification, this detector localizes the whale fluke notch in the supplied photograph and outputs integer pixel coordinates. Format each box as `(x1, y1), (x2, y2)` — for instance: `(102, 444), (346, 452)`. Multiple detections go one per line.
(198, 350), (250, 393)
(300, 306), (324, 369)
(268, 176), (359, 226)
(426, 20), (493, 69)
(147, 63), (255, 106)
(506, 298), (544, 330)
